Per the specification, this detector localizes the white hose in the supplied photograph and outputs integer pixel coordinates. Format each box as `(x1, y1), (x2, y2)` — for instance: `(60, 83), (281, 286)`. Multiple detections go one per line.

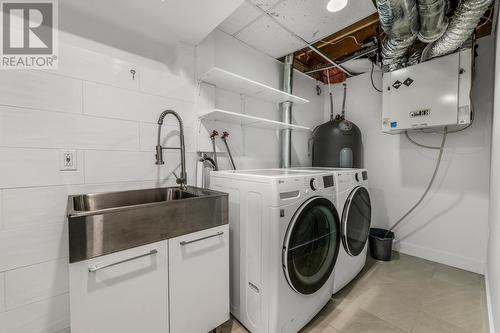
(386, 127), (448, 236)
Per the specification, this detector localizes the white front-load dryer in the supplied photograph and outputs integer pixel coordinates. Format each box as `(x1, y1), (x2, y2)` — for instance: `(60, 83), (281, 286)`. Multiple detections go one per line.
(210, 169), (341, 333)
(333, 169), (371, 293)
(290, 168), (372, 293)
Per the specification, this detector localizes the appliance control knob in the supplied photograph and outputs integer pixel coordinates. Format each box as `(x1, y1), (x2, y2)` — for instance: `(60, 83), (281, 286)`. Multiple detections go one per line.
(310, 178), (317, 191)
(355, 173), (360, 182)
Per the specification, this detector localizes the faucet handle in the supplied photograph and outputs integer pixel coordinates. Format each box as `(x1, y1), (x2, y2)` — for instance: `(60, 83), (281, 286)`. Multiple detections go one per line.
(155, 145), (165, 165)
(176, 177), (187, 190)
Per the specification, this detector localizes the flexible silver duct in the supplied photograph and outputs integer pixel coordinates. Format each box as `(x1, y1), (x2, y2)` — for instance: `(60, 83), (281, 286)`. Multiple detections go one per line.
(422, 0), (493, 60)
(376, 0), (420, 71)
(417, 0), (449, 43)
(407, 46), (423, 66)
(382, 37), (417, 70)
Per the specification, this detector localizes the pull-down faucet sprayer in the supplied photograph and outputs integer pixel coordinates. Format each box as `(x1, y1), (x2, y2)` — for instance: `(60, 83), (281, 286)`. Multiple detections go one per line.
(155, 110), (187, 190)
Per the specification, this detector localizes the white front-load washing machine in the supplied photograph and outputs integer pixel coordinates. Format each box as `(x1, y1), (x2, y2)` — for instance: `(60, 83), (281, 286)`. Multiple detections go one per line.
(291, 168), (372, 293)
(210, 169), (341, 333)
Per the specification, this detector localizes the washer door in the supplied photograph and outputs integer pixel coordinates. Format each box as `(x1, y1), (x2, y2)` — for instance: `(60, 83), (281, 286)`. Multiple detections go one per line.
(341, 186), (372, 256)
(283, 197), (340, 295)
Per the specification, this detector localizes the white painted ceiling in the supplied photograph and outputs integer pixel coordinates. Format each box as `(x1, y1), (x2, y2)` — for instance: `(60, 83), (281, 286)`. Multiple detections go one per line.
(218, 0), (377, 58)
(60, 0), (244, 46)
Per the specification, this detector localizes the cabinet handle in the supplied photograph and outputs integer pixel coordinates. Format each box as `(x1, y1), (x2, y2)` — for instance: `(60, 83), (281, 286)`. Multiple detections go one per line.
(180, 231), (224, 246)
(88, 249), (158, 273)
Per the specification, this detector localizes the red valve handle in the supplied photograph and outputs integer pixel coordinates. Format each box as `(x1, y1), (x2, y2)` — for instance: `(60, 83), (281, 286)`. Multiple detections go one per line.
(210, 130), (219, 139)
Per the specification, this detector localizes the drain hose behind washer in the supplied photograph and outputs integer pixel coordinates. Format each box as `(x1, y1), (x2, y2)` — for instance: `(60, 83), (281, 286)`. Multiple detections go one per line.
(385, 127), (448, 237)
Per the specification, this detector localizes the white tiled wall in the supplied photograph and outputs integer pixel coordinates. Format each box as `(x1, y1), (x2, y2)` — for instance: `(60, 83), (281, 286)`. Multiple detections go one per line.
(0, 148), (85, 188)
(0, 106), (141, 151)
(0, 294), (69, 333)
(0, 223), (68, 272)
(2, 186), (69, 229)
(0, 31), (323, 332)
(0, 71), (82, 114)
(82, 81), (183, 123)
(0, 33), (202, 332)
(5, 258), (69, 310)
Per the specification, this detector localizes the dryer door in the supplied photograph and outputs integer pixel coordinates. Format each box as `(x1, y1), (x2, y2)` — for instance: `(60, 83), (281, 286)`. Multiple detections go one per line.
(283, 197), (340, 295)
(341, 186), (372, 256)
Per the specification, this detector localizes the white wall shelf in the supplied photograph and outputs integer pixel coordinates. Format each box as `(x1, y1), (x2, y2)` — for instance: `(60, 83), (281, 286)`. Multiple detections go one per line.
(199, 67), (310, 105)
(199, 109), (312, 131)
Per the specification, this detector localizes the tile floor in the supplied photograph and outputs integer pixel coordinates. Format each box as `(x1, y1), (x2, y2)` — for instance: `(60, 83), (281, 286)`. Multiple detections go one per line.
(221, 252), (488, 333)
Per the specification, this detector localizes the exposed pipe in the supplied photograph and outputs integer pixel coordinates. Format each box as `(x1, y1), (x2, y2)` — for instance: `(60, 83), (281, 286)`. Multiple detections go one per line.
(304, 44), (378, 74)
(417, 0), (449, 43)
(281, 54), (294, 168)
(246, 0), (353, 76)
(375, 0), (420, 71)
(327, 69), (334, 121)
(221, 131), (236, 170)
(421, 0), (493, 61)
(306, 44), (353, 76)
(341, 83), (347, 120)
(210, 130), (219, 171)
(301, 15), (379, 56)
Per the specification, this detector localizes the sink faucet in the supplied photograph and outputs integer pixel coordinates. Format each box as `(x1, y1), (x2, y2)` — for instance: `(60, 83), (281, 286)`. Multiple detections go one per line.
(155, 110), (187, 190)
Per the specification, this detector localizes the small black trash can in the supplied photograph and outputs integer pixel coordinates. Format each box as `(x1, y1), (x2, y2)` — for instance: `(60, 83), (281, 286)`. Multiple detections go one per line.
(369, 228), (394, 261)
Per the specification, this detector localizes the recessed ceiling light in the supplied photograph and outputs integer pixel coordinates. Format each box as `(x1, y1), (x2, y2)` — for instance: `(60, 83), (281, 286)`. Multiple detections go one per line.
(327, 0), (348, 12)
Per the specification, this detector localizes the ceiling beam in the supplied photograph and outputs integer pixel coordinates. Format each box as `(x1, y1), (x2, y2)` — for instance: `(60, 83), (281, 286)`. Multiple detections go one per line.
(245, 0), (353, 76)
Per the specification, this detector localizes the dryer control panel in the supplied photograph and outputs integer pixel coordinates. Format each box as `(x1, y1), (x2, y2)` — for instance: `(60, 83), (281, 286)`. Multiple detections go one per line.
(303, 175), (334, 192)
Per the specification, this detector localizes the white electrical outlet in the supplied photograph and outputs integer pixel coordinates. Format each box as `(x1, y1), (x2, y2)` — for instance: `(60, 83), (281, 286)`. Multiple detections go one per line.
(60, 150), (77, 171)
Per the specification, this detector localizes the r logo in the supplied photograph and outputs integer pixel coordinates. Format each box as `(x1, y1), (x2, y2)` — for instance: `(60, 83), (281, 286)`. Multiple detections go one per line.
(2, 2), (53, 54)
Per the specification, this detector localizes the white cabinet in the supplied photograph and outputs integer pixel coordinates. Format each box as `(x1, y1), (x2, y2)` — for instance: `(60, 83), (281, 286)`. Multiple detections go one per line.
(69, 241), (169, 333)
(169, 225), (230, 333)
(69, 226), (229, 333)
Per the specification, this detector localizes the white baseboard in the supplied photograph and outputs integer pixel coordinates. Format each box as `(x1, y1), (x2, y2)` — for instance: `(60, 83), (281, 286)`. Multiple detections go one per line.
(485, 272), (496, 333)
(395, 241), (485, 274)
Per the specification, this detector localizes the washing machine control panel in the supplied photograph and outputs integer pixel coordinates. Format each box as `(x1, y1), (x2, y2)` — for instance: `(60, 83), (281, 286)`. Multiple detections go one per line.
(303, 177), (322, 192)
(323, 175), (334, 188)
(310, 178), (318, 191)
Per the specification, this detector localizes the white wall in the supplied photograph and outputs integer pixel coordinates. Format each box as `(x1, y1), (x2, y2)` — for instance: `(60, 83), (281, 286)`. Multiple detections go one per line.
(0, 30), (322, 332)
(327, 37), (495, 274)
(486, 15), (500, 333)
(0, 32), (200, 333)
(197, 30), (324, 170)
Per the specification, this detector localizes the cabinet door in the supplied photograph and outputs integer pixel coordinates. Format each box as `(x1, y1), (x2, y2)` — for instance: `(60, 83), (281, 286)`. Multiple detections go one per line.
(169, 225), (229, 333)
(69, 241), (169, 333)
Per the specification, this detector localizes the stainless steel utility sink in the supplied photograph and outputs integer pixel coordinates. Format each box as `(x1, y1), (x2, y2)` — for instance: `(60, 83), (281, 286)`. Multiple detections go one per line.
(72, 187), (199, 212)
(67, 186), (228, 263)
